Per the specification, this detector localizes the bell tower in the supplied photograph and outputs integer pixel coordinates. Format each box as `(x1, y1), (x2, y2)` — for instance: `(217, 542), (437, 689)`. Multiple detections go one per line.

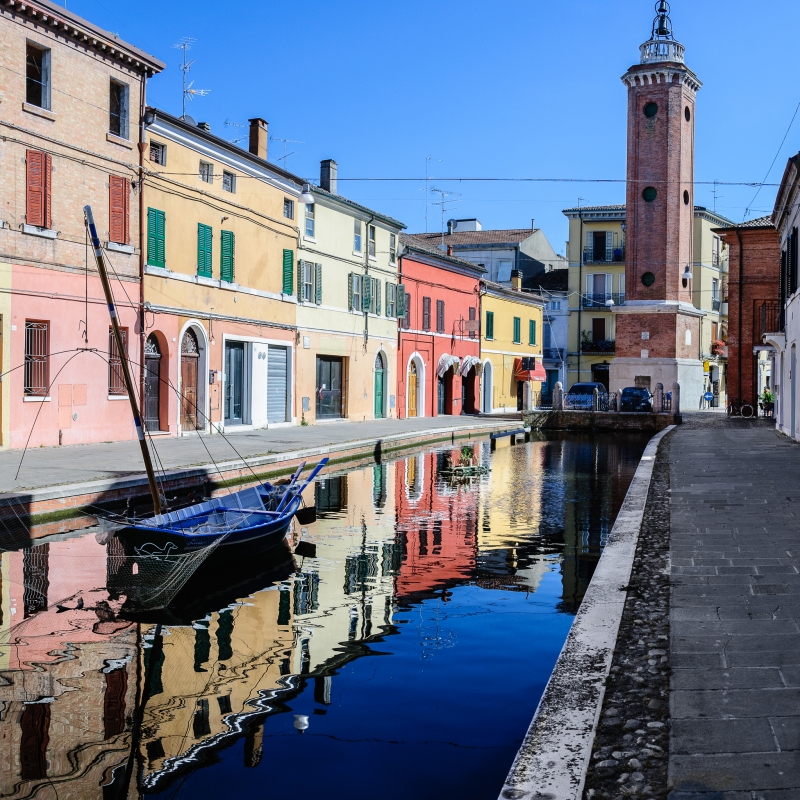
(610, 1), (706, 404)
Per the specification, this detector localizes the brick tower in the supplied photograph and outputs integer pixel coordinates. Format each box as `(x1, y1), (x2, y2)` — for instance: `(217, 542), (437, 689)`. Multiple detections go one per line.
(610, 1), (705, 403)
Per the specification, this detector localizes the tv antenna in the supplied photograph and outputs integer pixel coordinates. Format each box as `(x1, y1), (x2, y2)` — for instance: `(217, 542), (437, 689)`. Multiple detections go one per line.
(270, 137), (305, 168)
(225, 119), (248, 144)
(711, 180), (723, 213)
(173, 38), (210, 118)
(430, 187), (461, 249)
(422, 156), (442, 232)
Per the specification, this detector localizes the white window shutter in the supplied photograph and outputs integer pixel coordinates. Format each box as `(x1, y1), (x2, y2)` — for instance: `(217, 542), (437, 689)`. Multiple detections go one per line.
(606, 231), (614, 262)
(606, 273), (613, 297)
(586, 273), (593, 298)
(618, 274), (625, 298)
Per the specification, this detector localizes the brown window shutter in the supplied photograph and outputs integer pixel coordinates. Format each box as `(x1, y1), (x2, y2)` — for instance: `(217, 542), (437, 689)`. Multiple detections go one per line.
(44, 153), (52, 230)
(26, 150), (44, 227)
(109, 175), (128, 244)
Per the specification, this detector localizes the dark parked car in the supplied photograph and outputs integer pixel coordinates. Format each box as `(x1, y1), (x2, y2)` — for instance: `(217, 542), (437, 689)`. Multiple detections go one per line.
(620, 387), (653, 412)
(565, 382), (608, 410)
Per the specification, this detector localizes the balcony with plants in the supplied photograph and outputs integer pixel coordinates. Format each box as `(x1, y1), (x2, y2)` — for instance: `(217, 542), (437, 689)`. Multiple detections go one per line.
(580, 331), (615, 354)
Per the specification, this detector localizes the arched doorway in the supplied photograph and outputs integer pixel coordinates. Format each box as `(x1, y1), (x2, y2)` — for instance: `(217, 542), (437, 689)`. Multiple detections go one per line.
(144, 334), (162, 431)
(463, 367), (478, 414)
(374, 352), (385, 418)
(482, 360), (493, 413)
(408, 361), (418, 418)
(180, 329), (201, 430)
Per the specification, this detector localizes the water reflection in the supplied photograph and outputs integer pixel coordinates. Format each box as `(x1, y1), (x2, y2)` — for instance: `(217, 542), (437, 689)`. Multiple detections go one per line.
(0, 433), (648, 799)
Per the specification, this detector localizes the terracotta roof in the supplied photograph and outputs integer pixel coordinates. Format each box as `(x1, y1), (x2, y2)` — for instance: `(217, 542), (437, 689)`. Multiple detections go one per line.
(527, 269), (569, 293)
(400, 234), (486, 272)
(407, 229), (537, 246)
(711, 215), (775, 233)
(562, 204), (626, 213)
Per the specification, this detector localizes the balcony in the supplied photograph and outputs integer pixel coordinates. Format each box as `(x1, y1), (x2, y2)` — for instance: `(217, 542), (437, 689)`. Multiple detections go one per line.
(543, 348), (564, 361)
(720, 301), (729, 316)
(711, 298), (721, 312)
(762, 300), (785, 335)
(581, 293), (625, 309)
(583, 247), (625, 265)
(581, 340), (616, 354)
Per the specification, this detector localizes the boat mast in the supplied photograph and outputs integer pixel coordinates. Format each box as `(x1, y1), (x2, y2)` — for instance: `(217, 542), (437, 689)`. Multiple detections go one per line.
(84, 205), (163, 516)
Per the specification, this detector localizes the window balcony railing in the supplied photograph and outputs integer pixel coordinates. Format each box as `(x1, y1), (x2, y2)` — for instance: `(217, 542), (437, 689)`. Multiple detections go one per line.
(583, 247), (625, 264)
(711, 298), (721, 312)
(581, 339), (616, 354)
(543, 348), (564, 361)
(581, 293), (625, 309)
(762, 300), (785, 335)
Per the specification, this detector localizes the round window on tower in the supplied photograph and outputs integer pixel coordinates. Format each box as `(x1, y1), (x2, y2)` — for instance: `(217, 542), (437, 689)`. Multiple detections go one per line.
(641, 272), (656, 287)
(644, 102), (658, 118)
(685, 106), (691, 122)
(642, 187), (658, 202)
(683, 190), (690, 205)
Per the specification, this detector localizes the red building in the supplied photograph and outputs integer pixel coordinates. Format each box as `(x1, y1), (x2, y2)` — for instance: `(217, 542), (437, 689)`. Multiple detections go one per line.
(397, 235), (484, 418)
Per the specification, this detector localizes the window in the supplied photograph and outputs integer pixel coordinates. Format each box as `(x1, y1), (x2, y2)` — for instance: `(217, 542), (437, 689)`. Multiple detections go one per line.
(199, 161), (214, 184)
(529, 319), (537, 346)
(109, 80), (129, 139)
(712, 236), (721, 266)
(222, 171), (236, 193)
(283, 198), (295, 219)
(109, 175), (130, 244)
(497, 260), (513, 282)
(24, 320), (49, 396)
(469, 306), (476, 339)
(108, 327), (128, 395)
(422, 297), (431, 331)
(305, 204), (315, 237)
(197, 223), (213, 277)
(403, 291), (411, 329)
(301, 261), (314, 302)
(349, 273), (362, 311)
(486, 311), (495, 340)
(26, 150), (52, 229)
(220, 230), (235, 283)
(513, 317), (521, 344)
(712, 278), (719, 300)
(368, 226), (376, 257)
(282, 249), (294, 294)
(147, 208), (166, 268)
(389, 234), (397, 263)
(436, 299), (445, 333)
(711, 321), (718, 342)
(386, 282), (396, 317)
(149, 142), (166, 165)
(25, 42), (51, 109)
(354, 219), (362, 252)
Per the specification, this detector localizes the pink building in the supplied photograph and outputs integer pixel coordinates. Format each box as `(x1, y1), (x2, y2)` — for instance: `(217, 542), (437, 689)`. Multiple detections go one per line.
(0, 2), (163, 448)
(397, 235), (484, 418)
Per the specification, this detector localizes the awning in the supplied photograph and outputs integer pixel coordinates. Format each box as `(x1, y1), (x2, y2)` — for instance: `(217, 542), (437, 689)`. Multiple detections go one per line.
(514, 357), (547, 382)
(460, 355), (482, 376)
(437, 354), (461, 378)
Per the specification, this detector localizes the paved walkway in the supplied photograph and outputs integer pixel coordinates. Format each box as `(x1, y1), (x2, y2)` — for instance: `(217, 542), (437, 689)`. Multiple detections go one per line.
(668, 414), (800, 799)
(0, 416), (512, 494)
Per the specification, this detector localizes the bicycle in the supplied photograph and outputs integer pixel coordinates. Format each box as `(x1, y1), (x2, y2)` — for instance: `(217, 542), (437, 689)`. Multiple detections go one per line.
(727, 397), (755, 418)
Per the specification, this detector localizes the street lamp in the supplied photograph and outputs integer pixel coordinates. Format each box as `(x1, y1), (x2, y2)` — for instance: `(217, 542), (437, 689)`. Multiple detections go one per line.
(299, 183), (315, 204)
(681, 265), (693, 289)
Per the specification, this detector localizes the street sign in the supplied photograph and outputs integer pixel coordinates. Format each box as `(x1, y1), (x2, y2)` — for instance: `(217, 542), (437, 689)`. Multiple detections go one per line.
(704, 392), (714, 402)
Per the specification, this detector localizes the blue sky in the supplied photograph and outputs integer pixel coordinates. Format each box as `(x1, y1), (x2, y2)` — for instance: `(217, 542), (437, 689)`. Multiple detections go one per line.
(64, 0), (798, 254)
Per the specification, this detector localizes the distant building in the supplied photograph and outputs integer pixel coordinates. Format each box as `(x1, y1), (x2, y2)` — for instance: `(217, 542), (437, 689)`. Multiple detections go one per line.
(409, 218), (562, 287)
(529, 269), (569, 400)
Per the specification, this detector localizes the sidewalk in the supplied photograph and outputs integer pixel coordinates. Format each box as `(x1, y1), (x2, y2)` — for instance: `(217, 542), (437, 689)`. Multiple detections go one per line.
(668, 414), (800, 798)
(0, 415), (514, 495)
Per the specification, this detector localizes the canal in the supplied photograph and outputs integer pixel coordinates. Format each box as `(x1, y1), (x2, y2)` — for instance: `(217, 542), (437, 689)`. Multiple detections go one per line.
(0, 432), (649, 799)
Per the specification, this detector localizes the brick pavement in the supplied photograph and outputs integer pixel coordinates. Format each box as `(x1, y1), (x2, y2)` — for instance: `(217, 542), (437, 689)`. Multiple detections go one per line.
(668, 414), (800, 799)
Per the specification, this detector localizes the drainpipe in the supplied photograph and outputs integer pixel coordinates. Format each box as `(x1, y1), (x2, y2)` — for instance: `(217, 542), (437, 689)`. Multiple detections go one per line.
(576, 210), (584, 384)
(398, 247), (405, 418)
(363, 215), (376, 352)
(138, 73), (148, 417)
(736, 228), (744, 401)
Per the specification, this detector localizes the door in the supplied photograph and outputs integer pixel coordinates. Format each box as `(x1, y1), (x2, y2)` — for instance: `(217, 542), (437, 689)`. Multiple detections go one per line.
(374, 353), (385, 418)
(463, 368), (477, 414)
(592, 317), (606, 343)
(592, 363), (610, 392)
(482, 361), (493, 413)
(592, 232), (607, 262)
(144, 334), (161, 431)
(225, 342), (245, 425)
(180, 329), (200, 430)
(792, 345), (797, 438)
(267, 345), (289, 424)
(592, 273), (607, 304)
(437, 375), (446, 415)
(316, 356), (343, 419)
(408, 362), (418, 417)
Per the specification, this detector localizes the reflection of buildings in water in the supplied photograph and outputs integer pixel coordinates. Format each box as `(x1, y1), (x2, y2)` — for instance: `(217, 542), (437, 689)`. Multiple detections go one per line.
(394, 452), (479, 600)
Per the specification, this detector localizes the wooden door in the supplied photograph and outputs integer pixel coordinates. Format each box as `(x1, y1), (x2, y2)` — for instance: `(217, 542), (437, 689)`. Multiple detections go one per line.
(374, 353), (385, 418)
(408, 362), (417, 417)
(592, 317), (606, 343)
(181, 356), (198, 429)
(144, 334), (161, 431)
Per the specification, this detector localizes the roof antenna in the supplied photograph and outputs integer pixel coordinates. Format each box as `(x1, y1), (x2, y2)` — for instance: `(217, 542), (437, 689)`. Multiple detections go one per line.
(269, 137), (306, 168)
(429, 187), (461, 250)
(173, 38), (210, 119)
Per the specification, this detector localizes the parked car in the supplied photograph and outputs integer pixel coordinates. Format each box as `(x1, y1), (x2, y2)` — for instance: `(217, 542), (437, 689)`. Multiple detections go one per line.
(565, 382), (608, 410)
(620, 387), (653, 412)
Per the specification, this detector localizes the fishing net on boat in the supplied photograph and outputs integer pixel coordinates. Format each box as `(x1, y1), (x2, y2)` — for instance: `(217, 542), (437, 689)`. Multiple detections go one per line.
(106, 533), (228, 611)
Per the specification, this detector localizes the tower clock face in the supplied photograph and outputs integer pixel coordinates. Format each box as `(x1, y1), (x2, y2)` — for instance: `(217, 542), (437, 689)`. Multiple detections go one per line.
(644, 102), (658, 118)
(642, 187), (658, 202)
(641, 272), (656, 287)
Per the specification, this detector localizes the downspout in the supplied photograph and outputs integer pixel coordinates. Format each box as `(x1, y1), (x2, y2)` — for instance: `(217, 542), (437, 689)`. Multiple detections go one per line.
(138, 73), (147, 419)
(397, 247), (405, 417)
(576, 210), (584, 383)
(736, 228), (744, 401)
(363, 215), (376, 352)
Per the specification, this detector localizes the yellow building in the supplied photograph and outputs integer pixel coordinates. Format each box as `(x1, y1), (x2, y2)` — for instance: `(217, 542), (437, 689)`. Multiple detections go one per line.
(480, 273), (546, 413)
(142, 111), (302, 435)
(296, 162), (405, 423)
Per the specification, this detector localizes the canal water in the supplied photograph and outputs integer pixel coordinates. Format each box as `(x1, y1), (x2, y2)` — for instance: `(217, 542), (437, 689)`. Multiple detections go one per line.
(0, 432), (649, 799)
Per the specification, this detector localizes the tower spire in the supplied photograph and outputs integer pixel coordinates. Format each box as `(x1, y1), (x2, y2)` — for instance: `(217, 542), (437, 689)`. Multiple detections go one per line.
(639, 0), (684, 64)
(651, 0), (674, 41)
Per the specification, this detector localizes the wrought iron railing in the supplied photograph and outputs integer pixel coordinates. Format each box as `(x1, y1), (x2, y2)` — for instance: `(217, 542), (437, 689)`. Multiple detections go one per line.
(581, 339), (616, 354)
(583, 247), (625, 264)
(711, 298), (721, 312)
(581, 293), (625, 309)
(24, 321), (49, 396)
(762, 300), (785, 334)
(543, 348), (564, 361)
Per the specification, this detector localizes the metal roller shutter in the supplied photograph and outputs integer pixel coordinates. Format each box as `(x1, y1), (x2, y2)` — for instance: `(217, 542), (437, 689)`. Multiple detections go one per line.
(267, 345), (289, 423)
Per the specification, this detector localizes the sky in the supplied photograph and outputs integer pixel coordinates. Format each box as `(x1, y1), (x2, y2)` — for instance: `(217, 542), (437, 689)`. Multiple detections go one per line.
(60, 0), (800, 255)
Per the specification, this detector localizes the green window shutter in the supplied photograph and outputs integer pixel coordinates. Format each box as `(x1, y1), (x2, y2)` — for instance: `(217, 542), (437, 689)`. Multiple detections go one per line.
(315, 263), (322, 304)
(297, 259), (305, 300)
(397, 284), (406, 318)
(529, 319), (536, 346)
(486, 311), (494, 340)
(220, 230), (235, 283)
(374, 278), (381, 315)
(282, 249), (294, 294)
(513, 317), (521, 343)
(148, 208), (166, 268)
(348, 272), (354, 310)
(385, 282), (391, 316)
(361, 274), (372, 312)
(197, 223), (212, 277)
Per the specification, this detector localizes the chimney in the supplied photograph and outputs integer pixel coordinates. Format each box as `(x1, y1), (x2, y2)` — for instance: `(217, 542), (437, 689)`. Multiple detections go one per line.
(320, 159), (338, 194)
(510, 269), (523, 291)
(248, 118), (268, 160)
(447, 245), (453, 256)
(531, 218), (536, 231)
(197, 121), (210, 132)
(447, 219), (455, 235)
